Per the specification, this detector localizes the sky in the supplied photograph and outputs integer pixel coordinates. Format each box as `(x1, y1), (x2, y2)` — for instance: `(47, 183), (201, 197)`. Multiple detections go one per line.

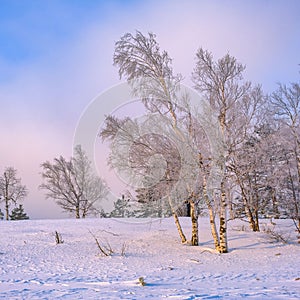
(0, 0), (300, 219)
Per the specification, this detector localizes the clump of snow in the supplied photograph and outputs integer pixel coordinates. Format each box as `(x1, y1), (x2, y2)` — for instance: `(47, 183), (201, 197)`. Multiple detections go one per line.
(0, 217), (299, 299)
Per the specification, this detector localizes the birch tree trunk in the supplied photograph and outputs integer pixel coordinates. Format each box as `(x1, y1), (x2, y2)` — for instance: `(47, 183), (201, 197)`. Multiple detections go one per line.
(171, 203), (187, 243)
(218, 109), (228, 253)
(254, 210), (260, 232)
(166, 166), (187, 243)
(219, 179), (228, 253)
(202, 175), (220, 249)
(238, 176), (257, 231)
(174, 213), (187, 243)
(243, 195), (257, 231)
(190, 198), (199, 246)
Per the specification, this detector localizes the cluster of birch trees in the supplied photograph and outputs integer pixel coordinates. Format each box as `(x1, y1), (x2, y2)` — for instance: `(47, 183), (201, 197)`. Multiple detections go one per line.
(101, 31), (300, 252)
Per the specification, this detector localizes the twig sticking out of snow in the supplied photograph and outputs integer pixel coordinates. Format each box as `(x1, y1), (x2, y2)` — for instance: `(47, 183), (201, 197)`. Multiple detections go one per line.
(138, 277), (146, 286)
(121, 242), (127, 257)
(54, 231), (64, 244)
(89, 230), (113, 256)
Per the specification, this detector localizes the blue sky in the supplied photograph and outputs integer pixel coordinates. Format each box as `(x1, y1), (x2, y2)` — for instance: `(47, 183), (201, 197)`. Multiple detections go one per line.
(0, 0), (300, 219)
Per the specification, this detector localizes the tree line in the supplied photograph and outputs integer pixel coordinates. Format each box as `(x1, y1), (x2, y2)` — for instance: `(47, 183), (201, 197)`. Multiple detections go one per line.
(0, 145), (109, 220)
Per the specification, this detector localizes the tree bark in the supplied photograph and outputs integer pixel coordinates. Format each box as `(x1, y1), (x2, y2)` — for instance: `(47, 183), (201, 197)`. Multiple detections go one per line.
(219, 180), (228, 253)
(238, 176), (257, 232)
(172, 211), (187, 243)
(75, 205), (80, 219)
(169, 192), (186, 243)
(218, 105), (228, 253)
(254, 210), (260, 232)
(166, 169), (186, 243)
(243, 195), (257, 231)
(190, 199), (199, 246)
(5, 197), (9, 221)
(203, 175), (220, 249)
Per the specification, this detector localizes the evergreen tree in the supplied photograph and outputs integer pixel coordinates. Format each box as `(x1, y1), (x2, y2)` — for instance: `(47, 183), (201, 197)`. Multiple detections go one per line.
(135, 187), (173, 218)
(0, 208), (3, 220)
(10, 204), (29, 220)
(110, 195), (132, 217)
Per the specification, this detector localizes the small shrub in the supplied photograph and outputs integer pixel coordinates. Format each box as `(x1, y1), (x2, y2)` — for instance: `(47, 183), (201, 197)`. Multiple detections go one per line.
(262, 224), (289, 244)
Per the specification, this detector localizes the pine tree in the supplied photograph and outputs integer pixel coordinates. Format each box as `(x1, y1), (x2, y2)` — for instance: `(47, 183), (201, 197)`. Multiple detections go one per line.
(9, 204), (29, 220)
(110, 195), (132, 217)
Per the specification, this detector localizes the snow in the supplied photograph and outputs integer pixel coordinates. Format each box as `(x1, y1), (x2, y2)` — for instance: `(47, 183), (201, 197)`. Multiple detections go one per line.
(0, 217), (299, 299)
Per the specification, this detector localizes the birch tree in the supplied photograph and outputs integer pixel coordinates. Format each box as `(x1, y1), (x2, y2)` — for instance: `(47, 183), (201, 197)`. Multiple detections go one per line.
(0, 167), (28, 221)
(40, 145), (108, 218)
(225, 86), (271, 231)
(111, 31), (200, 244)
(230, 123), (281, 231)
(110, 31), (223, 246)
(192, 48), (251, 252)
(271, 80), (300, 237)
(100, 114), (188, 243)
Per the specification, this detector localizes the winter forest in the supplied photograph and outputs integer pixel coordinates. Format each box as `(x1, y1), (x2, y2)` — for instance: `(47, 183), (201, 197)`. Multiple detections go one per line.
(1, 29), (300, 299)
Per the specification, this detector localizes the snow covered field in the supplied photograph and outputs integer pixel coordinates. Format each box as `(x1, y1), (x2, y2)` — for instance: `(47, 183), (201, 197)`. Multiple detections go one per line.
(0, 217), (299, 299)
